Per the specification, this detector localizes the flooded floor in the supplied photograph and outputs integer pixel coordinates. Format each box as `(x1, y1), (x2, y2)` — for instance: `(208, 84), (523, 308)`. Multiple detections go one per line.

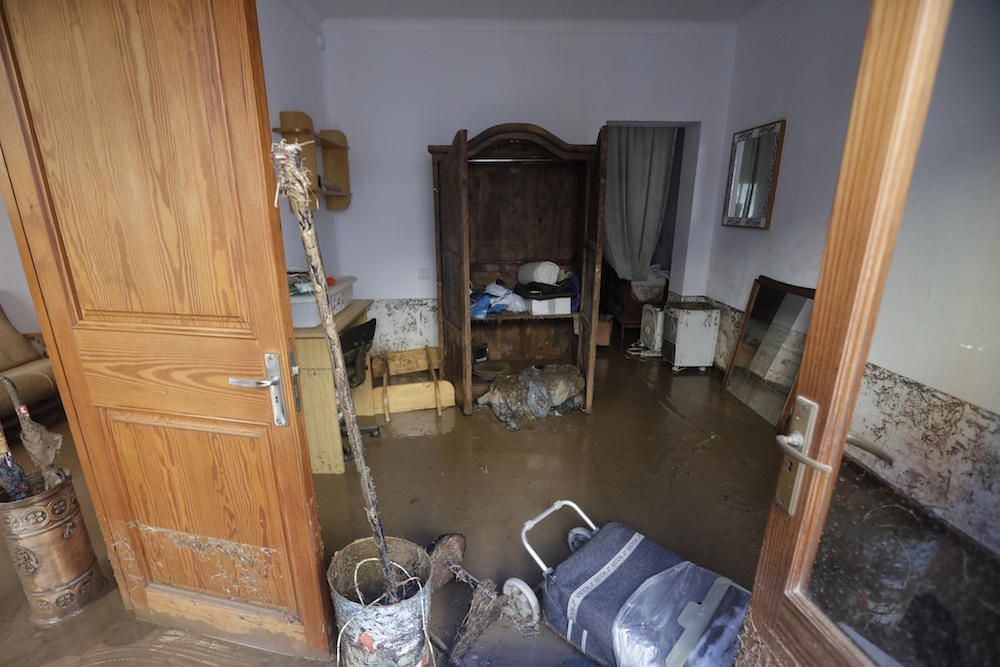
(0, 352), (783, 666)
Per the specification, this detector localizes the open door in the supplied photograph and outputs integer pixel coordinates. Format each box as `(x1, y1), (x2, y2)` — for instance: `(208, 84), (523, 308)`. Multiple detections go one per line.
(0, 0), (330, 656)
(579, 126), (607, 413)
(745, 0), (953, 663)
(436, 130), (473, 414)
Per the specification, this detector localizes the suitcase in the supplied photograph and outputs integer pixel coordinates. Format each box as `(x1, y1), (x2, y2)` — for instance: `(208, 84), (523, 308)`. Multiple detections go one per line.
(515, 501), (750, 666)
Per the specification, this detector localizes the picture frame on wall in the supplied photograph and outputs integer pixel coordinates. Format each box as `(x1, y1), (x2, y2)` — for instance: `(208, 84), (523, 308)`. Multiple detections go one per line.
(722, 119), (786, 229)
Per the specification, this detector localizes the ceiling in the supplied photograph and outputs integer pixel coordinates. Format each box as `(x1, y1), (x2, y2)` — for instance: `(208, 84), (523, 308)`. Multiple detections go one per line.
(308, 0), (768, 23)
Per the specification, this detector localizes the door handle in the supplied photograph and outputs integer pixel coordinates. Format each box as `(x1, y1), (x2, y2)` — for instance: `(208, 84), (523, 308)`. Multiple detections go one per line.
(228, 376), (279, 389)
(775, 431), (832, 474)
(228, 353), (288, 427)
(845, 433), (894, 465)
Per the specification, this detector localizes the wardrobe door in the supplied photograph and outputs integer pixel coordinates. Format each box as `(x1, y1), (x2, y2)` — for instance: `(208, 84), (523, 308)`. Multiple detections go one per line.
(438, 131), (473, 413)
(579, 127), (607, 412)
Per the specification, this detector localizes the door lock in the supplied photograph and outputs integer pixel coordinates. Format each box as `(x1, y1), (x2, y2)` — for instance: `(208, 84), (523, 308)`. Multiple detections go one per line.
(228, 353), (289, 427)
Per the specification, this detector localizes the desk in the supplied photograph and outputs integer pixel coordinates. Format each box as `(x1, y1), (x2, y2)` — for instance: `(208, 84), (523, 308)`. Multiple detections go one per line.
(293, 299), (372, 474)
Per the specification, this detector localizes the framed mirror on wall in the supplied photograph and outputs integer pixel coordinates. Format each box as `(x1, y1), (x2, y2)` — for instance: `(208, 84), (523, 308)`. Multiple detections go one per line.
(722, 119), (786, 229)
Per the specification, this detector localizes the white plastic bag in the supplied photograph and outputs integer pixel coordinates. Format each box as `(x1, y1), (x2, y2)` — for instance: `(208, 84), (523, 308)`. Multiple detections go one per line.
(485, 281), (528, 313)
(612, 561), (748, 667)
(517, 261), (560, 286)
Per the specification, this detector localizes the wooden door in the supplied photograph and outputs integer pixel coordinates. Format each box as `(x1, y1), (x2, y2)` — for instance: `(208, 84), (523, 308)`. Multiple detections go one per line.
(744, 0), (952, 663)
(0, 0), (330, 656)
(436, 131), (472, 414)
(578, 127), (607, 413)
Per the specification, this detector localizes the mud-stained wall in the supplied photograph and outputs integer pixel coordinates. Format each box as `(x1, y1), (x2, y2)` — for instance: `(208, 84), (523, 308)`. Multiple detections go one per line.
(702, 297), (999, 554)
(849, 364), (1000, 555)
(712, 300), (744, 370)
(367, 299), (438, 355)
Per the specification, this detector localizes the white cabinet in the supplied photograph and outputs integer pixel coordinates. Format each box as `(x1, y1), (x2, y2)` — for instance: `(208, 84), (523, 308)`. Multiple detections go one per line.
(663, 303), (720, 371)
(640, 304), (666, 353)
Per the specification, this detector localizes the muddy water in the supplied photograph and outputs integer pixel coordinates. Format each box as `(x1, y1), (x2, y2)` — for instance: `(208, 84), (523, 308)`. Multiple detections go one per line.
(316, 352), (781, 663)
(317, 353), (780, 591)
(0, 352), (782, 665)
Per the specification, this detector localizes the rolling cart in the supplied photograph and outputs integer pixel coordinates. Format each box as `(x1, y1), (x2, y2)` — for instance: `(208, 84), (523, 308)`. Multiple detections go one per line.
(508, 500), (751, 666)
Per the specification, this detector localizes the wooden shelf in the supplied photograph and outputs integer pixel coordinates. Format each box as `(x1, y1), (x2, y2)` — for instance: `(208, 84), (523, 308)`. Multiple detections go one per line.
(272, 111), (351, 211)
(270, 128), (348, 150)
(317, 185), (351, 197)
(294, 299), (373, 337)
(472, 311), (577, 322)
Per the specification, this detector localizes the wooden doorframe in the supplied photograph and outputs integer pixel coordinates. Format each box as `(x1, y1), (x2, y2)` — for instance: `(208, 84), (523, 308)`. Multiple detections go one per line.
(744, 0), (953, 664)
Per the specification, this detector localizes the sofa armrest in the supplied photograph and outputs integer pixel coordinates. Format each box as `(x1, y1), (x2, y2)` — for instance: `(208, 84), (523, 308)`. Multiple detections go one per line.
(22, 332), (47, 358)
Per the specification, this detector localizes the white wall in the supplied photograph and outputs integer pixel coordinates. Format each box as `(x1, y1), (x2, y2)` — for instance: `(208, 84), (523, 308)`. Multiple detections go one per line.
(320, 19), (738, 300)
(868, 0), (1000, 413)
(0, 206), (40, 332)
(0, 1), (335, 333)
(705, 0), (870, 310)
(707, 0), (999, 413)
(702, 0), (999, 550)
(256, 0), (341, 276)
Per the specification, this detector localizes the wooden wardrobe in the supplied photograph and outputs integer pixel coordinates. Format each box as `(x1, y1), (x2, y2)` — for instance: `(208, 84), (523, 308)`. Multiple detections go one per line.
(429, 124), (607, 415)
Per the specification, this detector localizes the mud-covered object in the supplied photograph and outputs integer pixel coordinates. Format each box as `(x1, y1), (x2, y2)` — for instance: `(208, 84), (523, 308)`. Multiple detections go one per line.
(477, 365), (585, 430)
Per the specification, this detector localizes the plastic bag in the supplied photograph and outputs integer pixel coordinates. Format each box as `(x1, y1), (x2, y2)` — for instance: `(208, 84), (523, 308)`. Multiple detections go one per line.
(521, 368), (553, 419)
(517, 261), (560, 286)
(476, 364), (584, 430)
(630, 264), (669, 303)
(612, 561), (749, 667)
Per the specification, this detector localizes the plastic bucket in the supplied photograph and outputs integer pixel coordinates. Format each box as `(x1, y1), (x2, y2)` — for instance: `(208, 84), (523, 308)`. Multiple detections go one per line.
(328, 536), (432, 666)
(0, 472), (105, 626)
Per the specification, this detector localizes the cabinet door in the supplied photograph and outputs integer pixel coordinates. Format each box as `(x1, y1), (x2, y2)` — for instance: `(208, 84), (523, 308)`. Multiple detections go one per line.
(437, 131), (472, 413)
(579, 127), (608, 412)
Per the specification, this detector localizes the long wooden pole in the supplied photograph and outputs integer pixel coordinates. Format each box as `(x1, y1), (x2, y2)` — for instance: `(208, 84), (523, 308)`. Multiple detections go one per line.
(272, 141), (398, 602)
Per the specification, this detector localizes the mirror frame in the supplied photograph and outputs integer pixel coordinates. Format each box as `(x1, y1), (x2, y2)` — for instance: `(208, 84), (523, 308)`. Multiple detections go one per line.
(722, 119), (786, 229)
(724, 275), (816, 429)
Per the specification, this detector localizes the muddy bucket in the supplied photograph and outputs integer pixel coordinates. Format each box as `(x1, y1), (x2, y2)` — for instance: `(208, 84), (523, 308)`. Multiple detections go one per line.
(328, 536), (432, 666)
(0, 472), (106, 626)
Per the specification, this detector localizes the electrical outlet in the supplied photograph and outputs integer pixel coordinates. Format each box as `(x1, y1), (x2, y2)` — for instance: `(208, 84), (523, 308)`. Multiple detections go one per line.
(417, 267), (430, 280)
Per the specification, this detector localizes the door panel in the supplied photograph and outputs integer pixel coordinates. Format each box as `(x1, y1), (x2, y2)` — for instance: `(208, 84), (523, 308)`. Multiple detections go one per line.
(0, 0), (330, 656)
(7, 0), (250, 328)
(579, 126), (606, 413)
(438, 130), (472, 413)
(745, 0), (953, 663)
(109, 411), (294, 609)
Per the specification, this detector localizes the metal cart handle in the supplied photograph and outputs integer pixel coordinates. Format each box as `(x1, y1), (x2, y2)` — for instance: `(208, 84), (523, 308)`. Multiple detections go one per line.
(521, 500), (598, 574)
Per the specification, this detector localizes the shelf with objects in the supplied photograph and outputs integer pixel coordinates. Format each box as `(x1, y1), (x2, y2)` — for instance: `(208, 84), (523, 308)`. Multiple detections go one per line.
(429, 124), (607, 414)
(272, 110), (351, 211)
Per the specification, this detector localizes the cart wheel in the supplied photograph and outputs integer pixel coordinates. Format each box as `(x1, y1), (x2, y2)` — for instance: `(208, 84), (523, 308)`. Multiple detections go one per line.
(567, 526), (594, 553)
(502, 577), (540, 626)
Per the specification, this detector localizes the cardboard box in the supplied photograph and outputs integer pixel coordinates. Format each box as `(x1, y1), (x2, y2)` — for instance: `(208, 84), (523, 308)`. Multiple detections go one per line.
(596, 313), (613, 346)
(528, 297), (572, 316)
